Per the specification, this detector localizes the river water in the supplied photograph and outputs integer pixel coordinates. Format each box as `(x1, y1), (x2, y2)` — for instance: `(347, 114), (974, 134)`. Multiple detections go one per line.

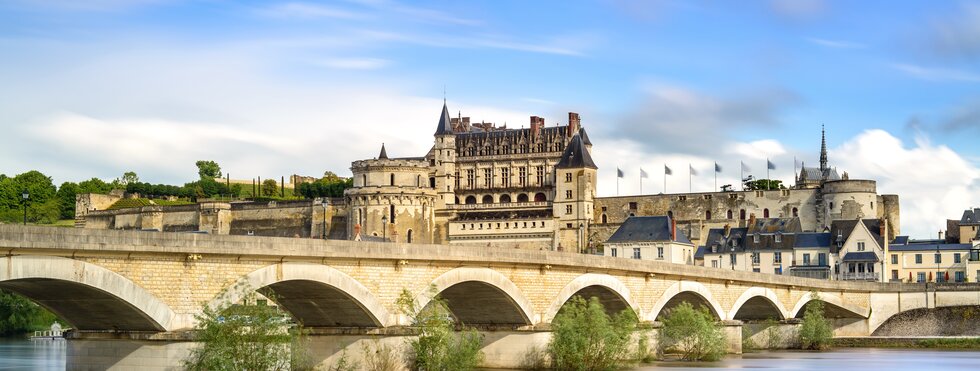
(0, 340), (978, 370)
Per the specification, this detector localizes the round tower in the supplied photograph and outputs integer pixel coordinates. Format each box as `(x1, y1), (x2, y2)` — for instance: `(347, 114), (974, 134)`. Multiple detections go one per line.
(820, 179), (878, 227)
(346, 144), (438, 243)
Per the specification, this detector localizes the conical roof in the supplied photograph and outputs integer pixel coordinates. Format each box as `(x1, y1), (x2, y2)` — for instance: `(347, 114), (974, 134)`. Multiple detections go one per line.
(434, 102), (453, 135)
(579, 127), (592, 146)
(556, 134), (597, 169)
(378, 143), (388, 159)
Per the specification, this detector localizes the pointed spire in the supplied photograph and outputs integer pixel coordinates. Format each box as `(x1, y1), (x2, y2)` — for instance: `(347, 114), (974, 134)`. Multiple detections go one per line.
(378, 143), (388, 159)
(434, 101), (453, 135)
(819, 124), (828, 172)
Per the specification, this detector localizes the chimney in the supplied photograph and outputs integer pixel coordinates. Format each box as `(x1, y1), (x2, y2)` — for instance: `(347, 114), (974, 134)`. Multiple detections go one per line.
(568, 112), (581, 137)
(939, 230), (945, 240)
(353, 223), (361, 239)
(723, 223), (731, 238)
(879, 219), (886, 239)
(530, 116), (544, 137)
(670, 217), (677, 241)
(748, 213), (757, 231)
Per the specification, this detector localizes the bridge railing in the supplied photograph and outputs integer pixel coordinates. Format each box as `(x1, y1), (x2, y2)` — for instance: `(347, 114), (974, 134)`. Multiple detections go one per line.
(839, 272), (880, 281)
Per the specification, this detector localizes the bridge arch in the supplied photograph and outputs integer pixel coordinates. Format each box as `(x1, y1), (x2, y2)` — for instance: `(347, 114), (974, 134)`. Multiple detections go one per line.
(790, 293), (869, 319)
(543, 273), (640, 323)
(212, 262), (392, 328)
(728, 287), (789, 321)
(0, 255), (177, 332)
(418, 267), (536, 326)
(649, 281), (726, 321)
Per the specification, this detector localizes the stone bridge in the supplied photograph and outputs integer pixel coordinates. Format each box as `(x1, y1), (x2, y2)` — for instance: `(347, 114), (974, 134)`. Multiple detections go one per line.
(1, 225), (979, 368)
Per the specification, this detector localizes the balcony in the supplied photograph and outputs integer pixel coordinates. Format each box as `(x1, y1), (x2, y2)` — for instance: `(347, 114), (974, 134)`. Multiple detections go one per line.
(839, 272), (880, 281)
(446, 201), (551, 210)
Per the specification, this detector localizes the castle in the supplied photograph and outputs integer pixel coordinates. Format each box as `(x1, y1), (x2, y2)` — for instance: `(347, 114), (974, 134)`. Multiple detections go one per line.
(76, 103), (900, 249)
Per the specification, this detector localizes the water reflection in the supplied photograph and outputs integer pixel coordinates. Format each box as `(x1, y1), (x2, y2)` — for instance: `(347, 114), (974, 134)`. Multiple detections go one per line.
(643, 348), (980, 370)
(0, 338), (66, 370)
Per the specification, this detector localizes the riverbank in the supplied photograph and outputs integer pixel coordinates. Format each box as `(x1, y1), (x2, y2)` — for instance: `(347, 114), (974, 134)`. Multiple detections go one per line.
(834, 336), (980, 349)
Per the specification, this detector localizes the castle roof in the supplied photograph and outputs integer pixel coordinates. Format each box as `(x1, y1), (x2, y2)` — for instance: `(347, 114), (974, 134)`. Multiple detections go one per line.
(434, 102), (453, 135)
(579, 127), (592, 146)
(960, 208), (980, 225)
(606, 216), (692, 245)
(378, 143), (388, 159)
(556, 133), (597, 169)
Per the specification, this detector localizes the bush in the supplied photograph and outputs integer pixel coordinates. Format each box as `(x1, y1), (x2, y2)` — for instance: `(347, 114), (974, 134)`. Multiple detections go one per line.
(183, 288), (311, 370)
(762, 318), (784, 349)
(658, 302), (726, 361)
(397, 288), (483, 371)
(549, 295), (639, 370)
(360, 340), (402, 371)
(798, 294), (833, 350)
(0, 289), (60, 336)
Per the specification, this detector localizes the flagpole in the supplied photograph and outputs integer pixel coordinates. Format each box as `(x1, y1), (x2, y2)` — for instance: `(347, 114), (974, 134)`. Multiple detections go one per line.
(639, 169), (642, 195)
(689, 165), (692, 193)
(664, 165), (667, 194)
(740, 162), (743, 191)
(766, 158), (771, 191)
(714, 164), (717, 192)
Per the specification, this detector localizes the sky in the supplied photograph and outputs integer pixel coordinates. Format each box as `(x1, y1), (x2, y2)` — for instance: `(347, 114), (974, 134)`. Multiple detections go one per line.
(0, 0), (978, 238)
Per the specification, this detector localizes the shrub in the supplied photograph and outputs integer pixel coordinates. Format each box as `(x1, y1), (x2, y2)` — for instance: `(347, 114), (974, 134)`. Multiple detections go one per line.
(762, 318), (784, 349)
(549, 295), (639, 370)
(183, 288), (311, 370)
(397, 288), (483, 371)
(658, 302), (726, 361)
(798, 294), (833, 350)
(360, 339), (402, 371)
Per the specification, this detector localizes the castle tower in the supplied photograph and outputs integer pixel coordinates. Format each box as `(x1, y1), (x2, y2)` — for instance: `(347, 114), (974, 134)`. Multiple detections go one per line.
(554, 133), (598, 252)
(432, 102), (457, 207)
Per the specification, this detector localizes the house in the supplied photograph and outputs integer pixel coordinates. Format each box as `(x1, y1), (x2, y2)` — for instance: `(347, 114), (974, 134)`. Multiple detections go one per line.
(603, 216), (695, 264)
(885, 237), (975, 282)
(830, 219), (889, 282)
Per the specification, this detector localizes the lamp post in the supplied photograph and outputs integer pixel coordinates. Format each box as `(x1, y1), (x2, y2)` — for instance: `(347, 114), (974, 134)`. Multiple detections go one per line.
(321, 200), (328, 239)
(381, 214), (388, 242)
(578, 223), (584, 254)
(21, 190), (29, 225)
(937, 245), (941, 283)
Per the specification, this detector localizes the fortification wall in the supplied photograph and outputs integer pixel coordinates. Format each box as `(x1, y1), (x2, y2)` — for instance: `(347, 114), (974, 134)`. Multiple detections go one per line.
(74, 193), (122, 219)
(228, 203), (312, 238)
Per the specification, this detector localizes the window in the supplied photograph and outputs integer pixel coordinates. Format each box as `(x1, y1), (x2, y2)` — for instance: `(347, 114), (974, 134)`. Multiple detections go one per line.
(753, 233), (760, 243)
(390, 174), (395, 186)
(565, 205), (572, 214)
(629, 202), (638, 210)
(774, 267), (782, 275)
(657, 247), (664, 259)
(704, 194), (712, 200)
(792, 207), (799, 217)
(956, 271), (965, 283)
(632, 248), (641, 259)
(389, 204), (396, 224)
(727, 210), (733, 219)
(466, 169), (474, 188)
(565, 173), (572, 182)
(829, 202), (834, 210)
(518, 167), (527, 186)
(763, 208), (770, 218)
(819, 253), (827, 266)
(484, 168), (492, 187)
(705, 210), (711, 220)
(611, 248), (617, 257)
(565, 190), (573, 199)
(891, 270), (898, 280)
(803, 253), (811, 265)
(935, 253), (942, 264)
(362, 174), (367, 186)
(678, 195), (687, 201)
(501, 168), (510, 187)
(711, 260), (719, 268)
(536, 166), (545, 185)
(753, 268), (761, 273)
(917, 272), (926, 282)
(891, 254), (898, 264)
(730, 253), (737, 266)
(566, 223), (572, 228)
(751, 252), (760, 264)
(955, 253), (961, 264)
(774, 234), (782, 243)
(774, 252), (782, 263)
(601, 214), (607, 223)
(740, 209), (746, 220)
(915, 254), (922, 264)
(454, 172), (460, 189)
(857, 242), (866, 251)
(729, 194), (738, 200)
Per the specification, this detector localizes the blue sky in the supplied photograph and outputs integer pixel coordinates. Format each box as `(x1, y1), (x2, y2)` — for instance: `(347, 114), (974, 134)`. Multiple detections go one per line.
(1, 0), (978, 238)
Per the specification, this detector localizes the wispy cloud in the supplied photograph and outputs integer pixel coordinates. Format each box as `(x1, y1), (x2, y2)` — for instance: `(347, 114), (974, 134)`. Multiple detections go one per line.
(347, 0), (482, 26)
(769, 0), (825, 20)
(893, 63), (980, 83)
(315, 57), (390, 70)
(357, 29), (593, 57)
(807, 38), (865, 49)
(257, 2), (364, 20)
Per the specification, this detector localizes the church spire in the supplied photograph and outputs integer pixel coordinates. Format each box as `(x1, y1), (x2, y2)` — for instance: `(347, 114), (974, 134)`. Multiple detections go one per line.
(434, 101), (453, 135)
(819, 124), (828, 172)
(379, 143), (388, 159)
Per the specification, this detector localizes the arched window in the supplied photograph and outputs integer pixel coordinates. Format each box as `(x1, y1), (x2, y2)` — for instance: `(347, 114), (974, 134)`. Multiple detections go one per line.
(740, 209), (746, 220)
(362, 175), (367, 187)
(727, 210), (733, 219)
(763, 208), (770, 218)
(407, 229), (413, 243)
(517, 193), (529, 202)
(705, 210), (712, 220)
(499, 194), (512, 203)
(792, 207), (799, 217)
(482, 195), (494, 204)
(465, 196), (476, 204)
(667, 210), (673, 219)
(416, 175), (421, 187)
(534, 192), (547, 202)
(390, 174), (395, 186)
(601, 214), (607, 224)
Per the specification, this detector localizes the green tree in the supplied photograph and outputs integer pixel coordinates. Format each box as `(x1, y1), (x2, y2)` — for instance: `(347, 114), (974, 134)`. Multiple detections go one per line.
(397, 288), (483, 371)
(743, 179), (786, 191)
(262, 179), (279, 197)
(195, 160), (222, 180)
(658, 302), (726, 361)
(56, 182), (80, 219)
(798, 293), (833, 350)
(548, 295), (639, 370)
(183, 289), (310, 370)
(113, 171), (139, 187)
(0, 289), (60, 336)
(77, 177), (113, 194)
(297, 175), (353, 199)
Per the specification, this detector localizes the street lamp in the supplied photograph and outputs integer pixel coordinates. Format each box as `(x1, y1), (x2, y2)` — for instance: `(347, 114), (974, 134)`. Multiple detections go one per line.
(381, 214), (388, 242)
(321, 199), (329, 239)
(578, 223), (584, 254)
(21, 190), (29, 225)
(936, 245), (941, 283)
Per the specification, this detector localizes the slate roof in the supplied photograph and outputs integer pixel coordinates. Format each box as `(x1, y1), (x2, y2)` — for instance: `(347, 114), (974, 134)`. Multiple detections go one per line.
(434, 102), (453, 135)
(888, 243), (973, 251)
(378, 143), (388, 159)
(961, 208), (980, 224)
(799, 166), (841, 182)
(579, 127), (592, 146)
(891, 236), (910, 245)
(841, 251), (878, 261)
(694, 246), (705, 259)
(606, 216), (692, 245)
(747, 217), (802, 233)
(794, 232), (831, 248)
(555, 133), (597, 169)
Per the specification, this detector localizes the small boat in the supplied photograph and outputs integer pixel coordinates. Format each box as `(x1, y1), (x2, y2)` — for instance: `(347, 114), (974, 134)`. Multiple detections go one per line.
(29, 322), (66, 341)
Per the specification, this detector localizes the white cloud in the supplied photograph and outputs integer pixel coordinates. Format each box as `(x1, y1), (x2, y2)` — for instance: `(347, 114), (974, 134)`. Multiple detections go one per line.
(832, 129), (980, 239)
(893, 63), (980, 82)
(807, 38), (865, 49)
(257, 2), (364, 20)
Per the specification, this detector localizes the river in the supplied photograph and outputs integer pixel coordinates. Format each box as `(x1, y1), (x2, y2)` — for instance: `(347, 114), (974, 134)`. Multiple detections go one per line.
(0, 340), (978, 370)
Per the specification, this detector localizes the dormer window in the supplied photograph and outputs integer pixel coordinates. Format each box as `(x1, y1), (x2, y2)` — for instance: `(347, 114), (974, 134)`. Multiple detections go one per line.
(774, 233), (782, 243)
(753, 233), (760, 243)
